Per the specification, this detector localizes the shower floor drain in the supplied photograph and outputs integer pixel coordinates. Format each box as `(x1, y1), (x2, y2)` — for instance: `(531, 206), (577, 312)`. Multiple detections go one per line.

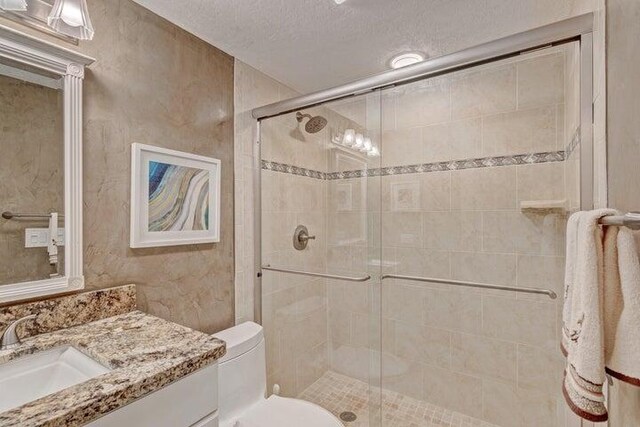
(340, 411), (357, 422)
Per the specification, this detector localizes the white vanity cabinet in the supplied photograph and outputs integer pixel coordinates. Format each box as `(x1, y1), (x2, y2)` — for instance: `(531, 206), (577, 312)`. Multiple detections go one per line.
(87, 363), (218, 427)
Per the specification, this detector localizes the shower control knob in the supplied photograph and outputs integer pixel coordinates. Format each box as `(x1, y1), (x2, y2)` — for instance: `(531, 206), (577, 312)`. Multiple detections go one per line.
(299, 231), (316, 242)
(293, 225), (315, 250)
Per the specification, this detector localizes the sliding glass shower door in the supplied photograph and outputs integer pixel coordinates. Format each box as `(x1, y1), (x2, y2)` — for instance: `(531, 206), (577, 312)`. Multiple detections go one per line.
(259, 92), (384, 425)
(377, 42), (581, 426)
(259, 40), (584, 427)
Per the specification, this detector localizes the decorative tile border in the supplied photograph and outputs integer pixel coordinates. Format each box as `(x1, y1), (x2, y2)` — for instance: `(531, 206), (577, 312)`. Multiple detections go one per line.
(328, 150), (565, 179)
(565, 128), (580, 160)
(263, 150), (566, 180)
(261, 160), (326, 180)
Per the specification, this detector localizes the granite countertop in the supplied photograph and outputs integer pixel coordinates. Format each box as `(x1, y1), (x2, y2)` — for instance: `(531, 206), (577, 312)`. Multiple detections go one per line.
(0, 310), (226, 427)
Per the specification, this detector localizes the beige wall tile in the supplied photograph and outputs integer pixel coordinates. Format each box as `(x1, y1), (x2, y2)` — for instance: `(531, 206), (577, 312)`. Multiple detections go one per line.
(394, 321), (451, 368)
(422, 118), (482, 162)
(423, 288), (483, 334)
(421, 171), (451, 211)
(451, 166), (517, 210)
(517, 162), (565, 204)
(482, 379), (519, 427)
(382, 212), (423, 247)
(423, 211), (482, 251)
(517, 344), (564, 392)
(394, 247), (450, 279)
(395, 80), (451, 129)
(382, 282), (424, 323)
(482, 295), (557, 349)
(383, 362), (424, 400)
(296, 342), (328, 393)
(517, 255), (565, 300)
(451, 65), (517, 119)
(517, 53), (565, 109)
(451, 252), (517, 286)
(482, 211), (566, 256)
(328, 212), (367, 245)
(483, 106), (557, 156)
(482, 379), (559, 426)
(451, 333), (517, 382)
(381, 127), (422, 167)
(328, 308), (350, 345)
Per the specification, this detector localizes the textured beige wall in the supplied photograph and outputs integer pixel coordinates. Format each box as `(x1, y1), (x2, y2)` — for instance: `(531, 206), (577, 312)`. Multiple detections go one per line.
(0, 0), (235, 333)
(0, 75), (63, 284)
(606, 0), (640, 425)
(607, 0), (640, 212)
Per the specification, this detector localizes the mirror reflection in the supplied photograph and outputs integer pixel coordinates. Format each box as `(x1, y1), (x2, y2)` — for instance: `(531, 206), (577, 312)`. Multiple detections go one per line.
(0, 57), (64, 286)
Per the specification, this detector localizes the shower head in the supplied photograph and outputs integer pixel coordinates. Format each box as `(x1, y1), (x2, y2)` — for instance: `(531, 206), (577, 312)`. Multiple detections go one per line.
(296, 112), (328, 134)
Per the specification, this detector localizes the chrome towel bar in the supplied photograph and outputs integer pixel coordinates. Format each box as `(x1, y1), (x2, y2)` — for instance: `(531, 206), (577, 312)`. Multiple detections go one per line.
(598, 212), (640, 230)
(261, 265), (371, 282)
(380, 274), (557, 300)
(2, 211), (64, 220)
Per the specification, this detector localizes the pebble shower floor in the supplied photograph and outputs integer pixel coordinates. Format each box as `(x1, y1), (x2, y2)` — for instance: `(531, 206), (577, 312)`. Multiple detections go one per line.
(298, 371), (498, 427)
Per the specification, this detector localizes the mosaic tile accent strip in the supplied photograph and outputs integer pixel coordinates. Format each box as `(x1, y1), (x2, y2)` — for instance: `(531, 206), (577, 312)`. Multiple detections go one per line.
(263, 150), (565, 181)
(565, 128), (580, 160)
(262, 160), (326, 180)
(299, 370), (498, 427)
(327, 150), (565, 180)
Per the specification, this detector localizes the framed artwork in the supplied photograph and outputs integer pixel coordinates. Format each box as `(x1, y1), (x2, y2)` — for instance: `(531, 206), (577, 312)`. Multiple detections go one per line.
(130, 143), (221, 248)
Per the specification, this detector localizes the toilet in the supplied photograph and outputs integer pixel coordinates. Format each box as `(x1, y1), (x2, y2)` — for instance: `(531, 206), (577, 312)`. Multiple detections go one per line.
(213, 322), (343, 427)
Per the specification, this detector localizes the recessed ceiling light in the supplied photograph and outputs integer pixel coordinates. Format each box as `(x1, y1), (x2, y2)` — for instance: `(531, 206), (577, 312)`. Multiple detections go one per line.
(334, 0), (347, 4)
(389, 52), (425, 69)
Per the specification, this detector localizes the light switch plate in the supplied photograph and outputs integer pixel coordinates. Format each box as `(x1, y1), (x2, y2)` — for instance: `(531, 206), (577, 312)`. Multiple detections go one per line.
(24, 228), (65, 248)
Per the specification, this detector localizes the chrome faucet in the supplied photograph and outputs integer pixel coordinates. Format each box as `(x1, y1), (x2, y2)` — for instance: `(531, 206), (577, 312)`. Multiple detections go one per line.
(1, 314), (36, 350)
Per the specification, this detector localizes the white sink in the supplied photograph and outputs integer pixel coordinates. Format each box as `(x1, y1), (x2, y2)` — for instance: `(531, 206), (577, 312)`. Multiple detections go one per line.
(0, 345), (111, 413)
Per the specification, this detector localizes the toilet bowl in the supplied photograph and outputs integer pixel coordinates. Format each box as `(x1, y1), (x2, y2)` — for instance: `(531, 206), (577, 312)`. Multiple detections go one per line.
(213, 322), (343, 427)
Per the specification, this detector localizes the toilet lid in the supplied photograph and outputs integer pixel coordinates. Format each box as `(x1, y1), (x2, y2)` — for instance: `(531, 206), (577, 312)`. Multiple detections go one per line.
(236, 395), (344, 427)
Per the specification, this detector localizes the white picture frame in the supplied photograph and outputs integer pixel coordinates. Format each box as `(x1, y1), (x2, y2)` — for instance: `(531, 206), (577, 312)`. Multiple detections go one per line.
(130, 143), (221, 248)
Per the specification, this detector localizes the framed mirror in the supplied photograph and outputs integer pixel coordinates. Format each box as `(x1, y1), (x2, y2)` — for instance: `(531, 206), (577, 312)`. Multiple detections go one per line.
(0, 24), (93, 303)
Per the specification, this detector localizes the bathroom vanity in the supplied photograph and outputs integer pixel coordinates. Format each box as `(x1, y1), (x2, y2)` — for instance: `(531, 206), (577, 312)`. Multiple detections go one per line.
(0, 286), (226, 426)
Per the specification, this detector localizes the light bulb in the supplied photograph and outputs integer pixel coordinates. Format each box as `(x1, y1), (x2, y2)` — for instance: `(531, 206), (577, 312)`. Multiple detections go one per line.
(354, 133), (364, 149)
(343, 129), (355, 146)
(363, 137), (372, 151)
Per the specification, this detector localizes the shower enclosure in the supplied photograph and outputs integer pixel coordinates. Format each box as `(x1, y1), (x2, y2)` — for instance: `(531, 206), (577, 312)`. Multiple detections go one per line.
(254, 14), (594, 427)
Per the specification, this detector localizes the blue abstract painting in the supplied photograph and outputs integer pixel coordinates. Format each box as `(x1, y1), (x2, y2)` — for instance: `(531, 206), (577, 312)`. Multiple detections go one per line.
(147, 161), (209, 232)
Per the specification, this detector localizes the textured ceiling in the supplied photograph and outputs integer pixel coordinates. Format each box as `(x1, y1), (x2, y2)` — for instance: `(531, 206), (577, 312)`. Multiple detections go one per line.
(132, 0), (581, 93)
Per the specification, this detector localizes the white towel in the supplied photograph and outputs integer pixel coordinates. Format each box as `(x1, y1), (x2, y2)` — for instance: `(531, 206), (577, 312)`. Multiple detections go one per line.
(561, 209), (615, 422)
(603, 222), (640, 386)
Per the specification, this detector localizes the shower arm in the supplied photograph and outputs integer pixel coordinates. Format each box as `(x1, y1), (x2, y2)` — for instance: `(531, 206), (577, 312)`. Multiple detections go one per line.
(296, 112), (312, 122)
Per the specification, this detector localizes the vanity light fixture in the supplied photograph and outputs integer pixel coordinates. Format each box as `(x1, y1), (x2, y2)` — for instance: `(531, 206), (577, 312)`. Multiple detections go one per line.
(48, 0), (94, 40)
(0, 0), (27, 11)
(333, 129), (380, 157)
(389, 52), (425, 69)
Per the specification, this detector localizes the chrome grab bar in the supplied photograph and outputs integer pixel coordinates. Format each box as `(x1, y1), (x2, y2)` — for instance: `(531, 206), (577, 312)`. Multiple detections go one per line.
(261, 265), (371, 282)
(380, 274), (557, 300)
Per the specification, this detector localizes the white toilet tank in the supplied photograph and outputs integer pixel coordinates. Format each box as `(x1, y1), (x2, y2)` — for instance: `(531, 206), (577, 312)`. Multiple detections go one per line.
(213, 322), (267, 423)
